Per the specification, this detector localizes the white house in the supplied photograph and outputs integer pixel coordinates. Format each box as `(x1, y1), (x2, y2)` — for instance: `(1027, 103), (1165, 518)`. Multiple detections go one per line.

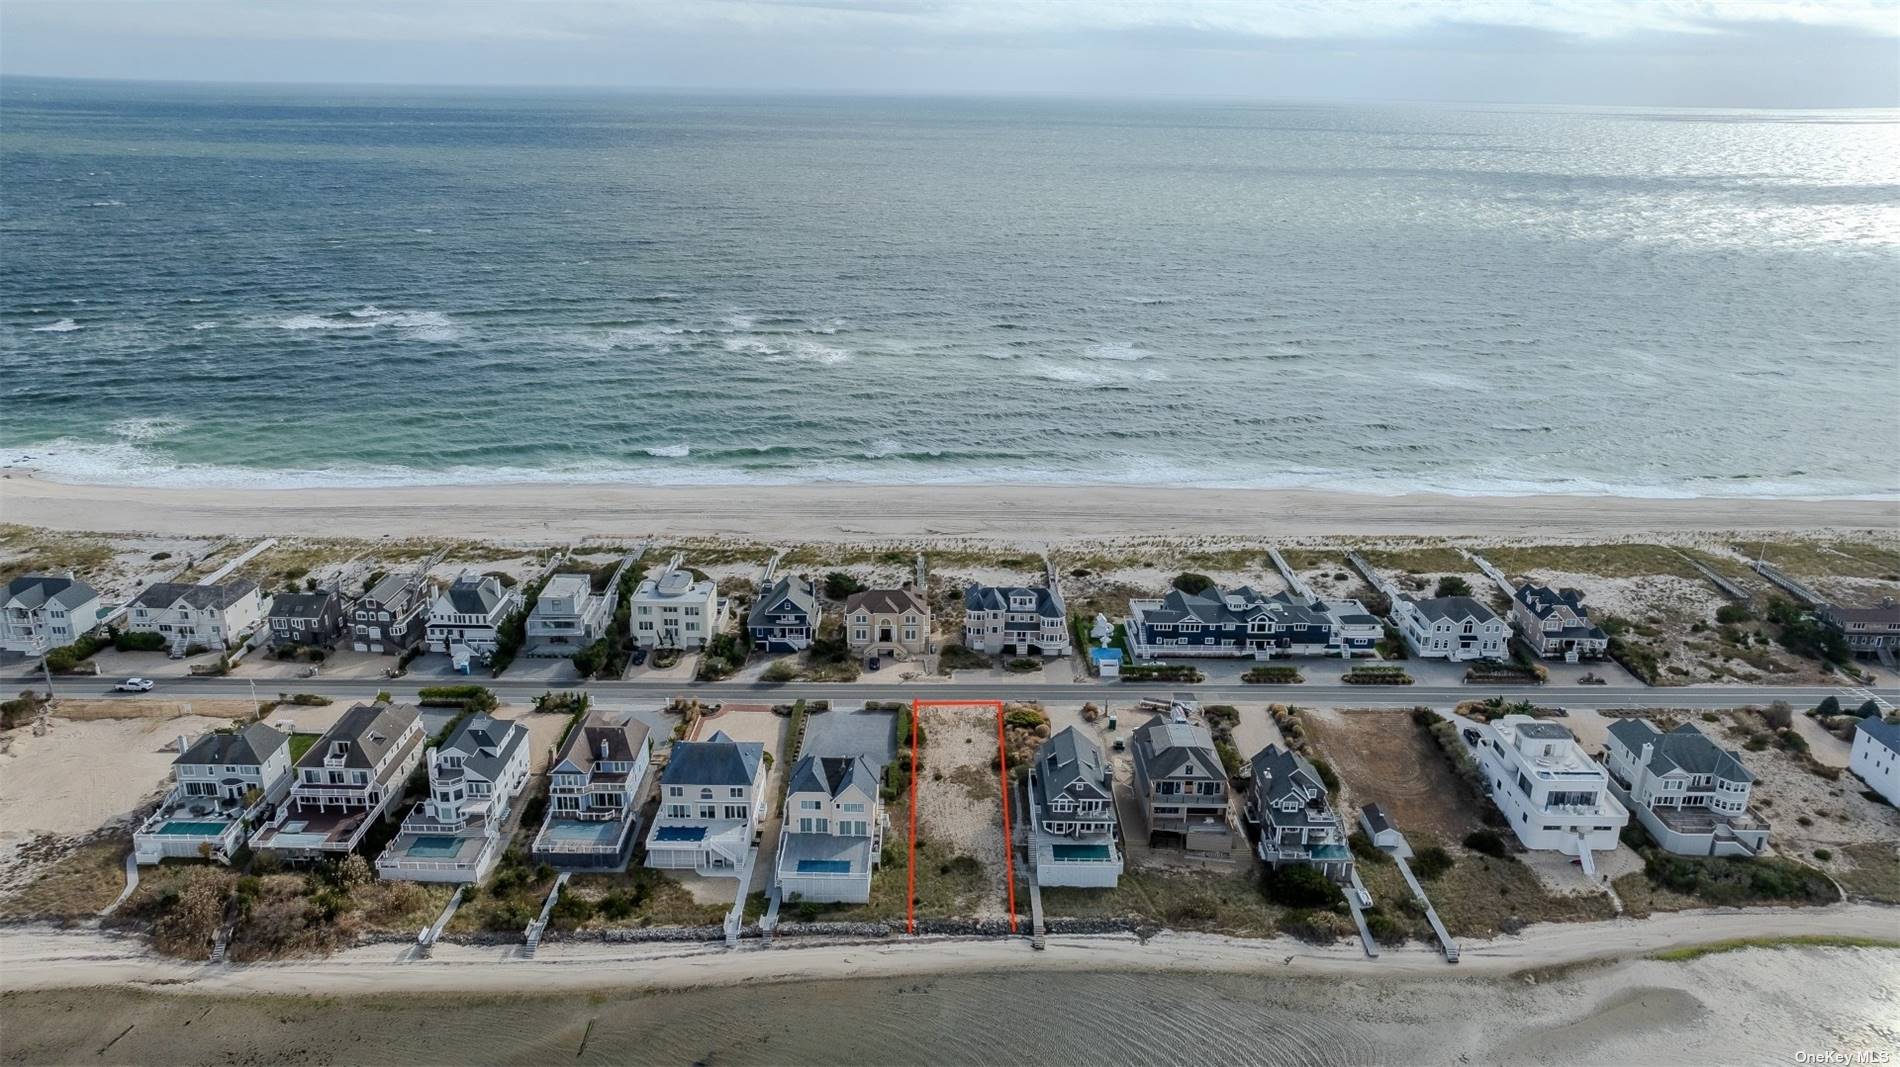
(526, 572), (613, 654)
(646, 730), (766, 876)
(1027, 727), (1123, 888)
(1470, 714), (1627, 870)
(532, 711), (654, 870)
(250, 702), (427, 858)
(2, 574), (103, 656)
(630, 555), (719, 651)
(776, 753), (885, 903)
(425, 572), (521, 664)
(1851, 717), (1900, 807)
(1393, 594), (1508, 661)
(126, 579), (264, 655)
(1603, 719), (1768, 857)
(133, 723), (293, 865)
(378, 715), (532, 883)
(962, 585), (1070, 656)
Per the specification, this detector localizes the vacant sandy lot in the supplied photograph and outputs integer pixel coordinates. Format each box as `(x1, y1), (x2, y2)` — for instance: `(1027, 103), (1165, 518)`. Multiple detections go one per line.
(1300, 707), (1484, 838)
(916, 705), (1009, 916)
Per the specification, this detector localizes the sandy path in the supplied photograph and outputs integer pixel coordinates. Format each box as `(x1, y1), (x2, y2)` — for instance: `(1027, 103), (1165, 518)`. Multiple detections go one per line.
(2, 903), (1893, 996)
(5, 472), (1895, 543)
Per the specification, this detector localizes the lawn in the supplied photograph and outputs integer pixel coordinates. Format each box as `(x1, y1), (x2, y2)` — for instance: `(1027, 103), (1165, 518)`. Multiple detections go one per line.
(287, 733), (320, 762)
(1482, 543), (1701, 580)
(0, 836), (133, 920)
(563, 864), (733, 929)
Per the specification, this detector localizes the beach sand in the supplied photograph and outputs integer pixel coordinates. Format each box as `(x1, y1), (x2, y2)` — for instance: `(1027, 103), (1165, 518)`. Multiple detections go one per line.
(3, 471), (1895, 543)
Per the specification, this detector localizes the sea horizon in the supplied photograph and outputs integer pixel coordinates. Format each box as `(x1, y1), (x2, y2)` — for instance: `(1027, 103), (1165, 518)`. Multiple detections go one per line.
(4, 77), (1897, 500)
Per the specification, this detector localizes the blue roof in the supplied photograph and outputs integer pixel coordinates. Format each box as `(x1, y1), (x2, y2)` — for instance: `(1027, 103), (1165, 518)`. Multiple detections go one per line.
(1858, 716), (1900, 756)
(1089, 647), (1124, 663)
(654, 826), (706, 842)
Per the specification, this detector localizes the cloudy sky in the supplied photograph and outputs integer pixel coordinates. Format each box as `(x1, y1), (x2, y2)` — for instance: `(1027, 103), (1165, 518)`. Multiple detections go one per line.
(3, 0), (1896, 107)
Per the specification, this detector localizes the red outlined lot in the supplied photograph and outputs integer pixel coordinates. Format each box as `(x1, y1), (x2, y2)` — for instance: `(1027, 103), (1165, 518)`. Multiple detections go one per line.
(907, 699), (1018, 935)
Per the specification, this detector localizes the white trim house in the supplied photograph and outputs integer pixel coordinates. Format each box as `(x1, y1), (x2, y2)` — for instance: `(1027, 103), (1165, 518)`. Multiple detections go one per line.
(776, 753), (886, 903)
(630, 556), (719, 651)
(1243, 744), (1351, 880)
(378, 715), (531, 883)
(1027, 727), (1123, 887)
(425, 572), (521, 663)
(126, 580), (264, 655)
(962, 585), (1070, 656)
(1851, 717), (1900, 807)
(1393, 594), (1508, 661)
(250, 702), (426, 858)
(646, 730), (766, 876)
(1603, 719), (1767, 857)
(2, 574), (103, 656)
(532, 711), (654, 870)
(133, 723), (293, 865)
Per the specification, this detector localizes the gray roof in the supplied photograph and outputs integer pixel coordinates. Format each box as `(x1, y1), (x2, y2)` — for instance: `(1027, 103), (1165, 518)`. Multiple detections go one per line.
(269, 591), (338, 619)
(1857, 717), (1900, 757)
(439, 714), (528, 783)
(298, 702), (420, 771)
(552, 710), (650, 776)
(1514, 721), (1576, 741)
(1407, 595), (1500, 625)
(1249, 745), (1334, 829)
(1821, 600), (1900, 628)
(749, 576), (817, 627)
(177, 722), (288, 768)
(1131, 712), (1221, 780)
(131, 579), (258, 611)
(662, 730), (764, 787)
(362, 571), (425, 608)
(844, 588), (924, 616)
(964, 585), (1064, 618)
(1360, 803), (1393, 835)
(442, 573), (509, 616)
(1514, 584), (1607, 640)
(786, 753), (879, 799)
(1034, 726), (1112, 811)
(1607, 719), (1754, 783)
(3, 574), (99, 611)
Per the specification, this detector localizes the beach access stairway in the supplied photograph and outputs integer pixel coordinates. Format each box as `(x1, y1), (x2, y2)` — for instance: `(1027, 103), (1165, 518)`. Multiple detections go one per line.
(1346, 551), (1402, 605)
(1465, 550), (1517, 601)
(1343, 867), (1379, 959)
(523, 872), (570, 958)
(1750, 559), (1825, 608)
(1677, 553), (1750, 602)
(416, 886), (465, 960)
(1268, 548), (1317, 603)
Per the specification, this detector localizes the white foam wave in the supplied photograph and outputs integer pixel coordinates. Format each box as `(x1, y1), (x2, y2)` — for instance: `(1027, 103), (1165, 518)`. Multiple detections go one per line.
(721, 336), (851, 365)
(644, 443), (691, 458)
(191, 321), (220, 331)
(270, 305), (459, 341)
(31, 318), (82, 333)
(1030, 361), (1167, 386)
(87, 199), (125, 208)
(1082, 341), (1154, 361)
(107, 416), (188, 441)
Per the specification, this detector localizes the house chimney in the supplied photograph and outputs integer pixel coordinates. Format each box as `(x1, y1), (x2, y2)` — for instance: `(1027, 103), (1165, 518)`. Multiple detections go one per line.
(1639, 741), (1654, 769)
(176, 733), (191, 756)
(599, 737), (610, 761)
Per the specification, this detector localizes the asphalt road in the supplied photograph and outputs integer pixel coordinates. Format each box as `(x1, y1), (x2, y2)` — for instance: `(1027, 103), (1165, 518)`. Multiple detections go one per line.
(37, 674), (1900, 711)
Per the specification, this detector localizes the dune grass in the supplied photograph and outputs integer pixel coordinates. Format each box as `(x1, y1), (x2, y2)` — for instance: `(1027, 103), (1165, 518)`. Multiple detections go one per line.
(1651, 934), (1900, 962)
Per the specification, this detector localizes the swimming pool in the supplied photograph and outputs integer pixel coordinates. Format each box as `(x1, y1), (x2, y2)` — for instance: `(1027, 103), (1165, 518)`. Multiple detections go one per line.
(405, 835), (465, 858)
(156, 820), (230, 836)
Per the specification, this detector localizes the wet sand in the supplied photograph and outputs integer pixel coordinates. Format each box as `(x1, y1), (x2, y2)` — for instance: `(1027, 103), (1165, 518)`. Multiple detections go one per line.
(4, 470), (1896, 543)
(4, 946), (1896, 1066)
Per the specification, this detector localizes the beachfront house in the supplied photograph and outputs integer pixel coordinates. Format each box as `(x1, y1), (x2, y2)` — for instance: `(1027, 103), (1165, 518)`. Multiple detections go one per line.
(748, 575), (819, 654)
(1392, 594), (1508, 661)
(1470, 714), (1627, 870)
(1127, 585), (1376, 660)
(2, 573), (103, 656)
(378, 715), (531, 883)
(132, 723), (293, 865)
(962, 584), (1070, 656)
(266, 590), (346, 652)
(1027, 726), (1123, 888)
(630, 555), (719, 650)
(350, 570), (431, 655)
(1129, 703), (1233, 852)
(425, 572), (521, 667)
(531, 711), (653, 870)
(1243, 744), (1351, 880)
(126, 579), (264, 656)
(1603, 719), (1767, 857)
(249, 702), (427, 859)
(525, 572), (614, 654)
(775, 752), (885, 903)
(645, 730), (767, 877)
(844, 587), (930, 660)
(1850, 717), (1900, 807)
(1511, 584), (1609, 661)
(1818, 598), (1900, 661)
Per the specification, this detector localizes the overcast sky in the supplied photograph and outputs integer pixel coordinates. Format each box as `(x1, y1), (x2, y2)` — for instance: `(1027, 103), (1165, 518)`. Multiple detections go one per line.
(2, 0), (1896, 107)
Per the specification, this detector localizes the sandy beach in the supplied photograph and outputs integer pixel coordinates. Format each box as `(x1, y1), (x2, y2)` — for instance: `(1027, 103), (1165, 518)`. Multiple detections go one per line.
(2, 470), (1895, 543)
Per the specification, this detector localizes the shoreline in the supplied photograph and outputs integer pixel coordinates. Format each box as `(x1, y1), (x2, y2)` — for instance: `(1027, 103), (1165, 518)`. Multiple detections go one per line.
(4, 903), (1896, 996)
(2, 471), (1895, 543)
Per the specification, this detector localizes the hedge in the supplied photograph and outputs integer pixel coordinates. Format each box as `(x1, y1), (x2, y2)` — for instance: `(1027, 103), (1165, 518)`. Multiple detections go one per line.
(1242, 666), (1304, 684)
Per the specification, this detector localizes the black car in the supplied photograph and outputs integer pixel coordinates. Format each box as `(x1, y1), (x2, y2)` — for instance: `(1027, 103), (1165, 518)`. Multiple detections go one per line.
(630, 647), (648, 666)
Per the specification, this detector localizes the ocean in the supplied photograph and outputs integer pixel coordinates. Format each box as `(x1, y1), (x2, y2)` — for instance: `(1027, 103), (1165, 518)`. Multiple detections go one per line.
(2, 77), (1896, 498)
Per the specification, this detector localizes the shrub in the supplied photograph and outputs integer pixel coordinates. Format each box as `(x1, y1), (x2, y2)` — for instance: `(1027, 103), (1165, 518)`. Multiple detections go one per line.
(1762, 700), (1795, 728)
(1308, 756), (1340, 796)
(1412, 845), (1455, 880)
(1364, 910), (1407, 946)
(571, 638), (613, 679)
(416, 685), (499, 712)
(1348, 830), (1389, 864)
(1171, 573), (1215, 595)
(1242, 666), (1303, 684)
(1810, 696), (1841, 719)
(1434, 575), (1472, 598)
(115, 631), (168, 652)
(1215, 739), (1243, 782)
(1715, 603), (1753, 625)
(1856, 699), (1883, 718)
(761, 660), (799, 683)
(1004, 657), (1041, 673)
(1813, 848), (1833, 862)
(1261, 864), (1341, 909)
(1462, 829), (1508, 858)
(823, 572), (866, 600)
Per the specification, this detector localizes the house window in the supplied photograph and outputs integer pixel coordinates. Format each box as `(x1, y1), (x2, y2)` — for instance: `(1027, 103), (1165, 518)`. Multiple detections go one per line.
(724, 804), (749, 820)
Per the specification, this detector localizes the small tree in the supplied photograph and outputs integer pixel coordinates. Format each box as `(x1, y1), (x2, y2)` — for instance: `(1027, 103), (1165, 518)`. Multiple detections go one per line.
(1434, 575), (1473, 598)
(1763, 700), (1795, 729)
(1171, 573), (1215, 596)
(823, 572), (866, 600)
(1811, 696), (1841, 719)
(1857, 699), (1883, 718)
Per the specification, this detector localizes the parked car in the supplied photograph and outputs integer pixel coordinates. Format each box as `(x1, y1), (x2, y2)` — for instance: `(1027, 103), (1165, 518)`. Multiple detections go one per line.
(115, 677), (155, 692)
(1461, 728), (1481, 746)
(630, 647), (648, 666)
(866, 655), (881, 672)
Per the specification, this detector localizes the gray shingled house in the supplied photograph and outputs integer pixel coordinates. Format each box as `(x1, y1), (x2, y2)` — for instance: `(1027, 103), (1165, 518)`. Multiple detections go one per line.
(1028, 726), (1123, 887)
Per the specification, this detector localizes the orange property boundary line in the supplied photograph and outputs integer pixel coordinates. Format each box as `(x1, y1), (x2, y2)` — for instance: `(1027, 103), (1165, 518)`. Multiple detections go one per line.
(908, 699), (1017, 936)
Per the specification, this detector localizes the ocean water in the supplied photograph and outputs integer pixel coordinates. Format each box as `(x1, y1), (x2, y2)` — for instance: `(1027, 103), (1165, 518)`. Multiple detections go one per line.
(2, 77), (1897, 498)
